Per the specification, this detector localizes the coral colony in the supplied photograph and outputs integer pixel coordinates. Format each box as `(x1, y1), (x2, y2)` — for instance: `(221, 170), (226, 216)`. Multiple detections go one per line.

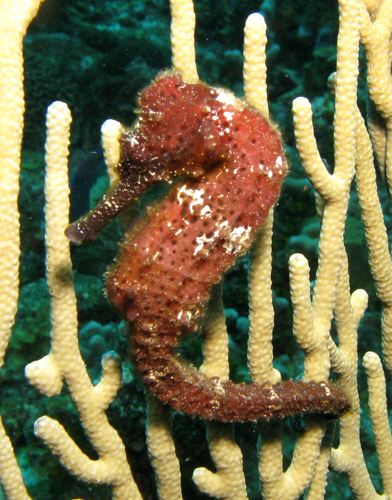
(66, 72), (348, 422)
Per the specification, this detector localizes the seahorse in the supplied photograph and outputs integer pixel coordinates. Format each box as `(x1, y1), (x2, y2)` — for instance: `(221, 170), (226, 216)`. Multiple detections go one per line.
(66, 71), (349, 422)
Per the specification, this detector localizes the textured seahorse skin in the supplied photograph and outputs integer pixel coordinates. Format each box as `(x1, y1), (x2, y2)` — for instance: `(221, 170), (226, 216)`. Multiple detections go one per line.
(102, 72), (349, 422)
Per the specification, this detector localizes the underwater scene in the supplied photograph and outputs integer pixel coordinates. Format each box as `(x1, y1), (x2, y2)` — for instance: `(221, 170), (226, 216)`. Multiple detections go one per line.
(0, 0), (391, 499)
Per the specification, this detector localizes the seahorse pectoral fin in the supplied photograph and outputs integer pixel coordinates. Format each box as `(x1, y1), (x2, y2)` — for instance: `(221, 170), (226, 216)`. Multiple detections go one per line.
(65, 171), (154, 245)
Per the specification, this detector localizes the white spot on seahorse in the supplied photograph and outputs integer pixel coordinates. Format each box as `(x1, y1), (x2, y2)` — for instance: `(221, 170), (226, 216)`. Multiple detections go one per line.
(216, 90), (236, 107)
(177, 310), (192, 323)
(177, 185), (205, 213)
(224, 225), (252, 253)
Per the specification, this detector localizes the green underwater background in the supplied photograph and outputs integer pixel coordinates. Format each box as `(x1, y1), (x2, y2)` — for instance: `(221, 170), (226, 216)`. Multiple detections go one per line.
(0, 0), (390, 498)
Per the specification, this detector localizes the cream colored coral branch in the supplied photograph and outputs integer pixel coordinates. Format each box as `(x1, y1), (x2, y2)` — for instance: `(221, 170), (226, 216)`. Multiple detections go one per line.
(294, 0), (359, 348)
(289, 254), (326, 382)
(356, 0), (392, 376)
(359, 0), (392, 121)
(243, 13), (269, 117)
(248, 211), (280, 386)
(244, 12), (280, 388)
(256, 252), (328, 500)
(193, 288), (248, 500)
(146, 395), (183, 500)
(329, 95), (392, 499)
(328, 249), (379, 500)
(249, 1), (358, 497)
(305, 444), (332, 500)
(199, 286), (230, 383)
(354, 102), (392, 370)
(0, 0), (41, 372)
(292, 98), (336, 200)
(101, 119), (122, 185)
(193, 423), (247, 500)
(363, 352), (392, 497)
(257, 1), (359, 498)
(359, 0), (392, 193)
(170, 0), (198, 82)
(25, 101), (142, 500)
(0, 1), (44, 499)
(256, 1), (359, 498)
(0, 416), (32, 500)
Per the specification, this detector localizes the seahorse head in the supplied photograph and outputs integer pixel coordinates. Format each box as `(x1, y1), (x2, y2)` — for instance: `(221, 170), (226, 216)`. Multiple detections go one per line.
(65, 71), (285, 244)
(118, 71), (222, 183)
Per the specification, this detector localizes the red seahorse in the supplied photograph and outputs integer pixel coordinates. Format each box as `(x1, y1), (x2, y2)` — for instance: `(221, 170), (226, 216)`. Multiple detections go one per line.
(66, 71), (348, 422)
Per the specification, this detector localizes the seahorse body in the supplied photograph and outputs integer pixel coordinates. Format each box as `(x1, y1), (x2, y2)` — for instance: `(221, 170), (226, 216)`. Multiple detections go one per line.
(67, 72), (349, 422)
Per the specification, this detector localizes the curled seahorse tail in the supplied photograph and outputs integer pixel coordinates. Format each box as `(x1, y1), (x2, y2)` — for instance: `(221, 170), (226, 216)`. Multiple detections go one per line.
(131, 326), (349, 422)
